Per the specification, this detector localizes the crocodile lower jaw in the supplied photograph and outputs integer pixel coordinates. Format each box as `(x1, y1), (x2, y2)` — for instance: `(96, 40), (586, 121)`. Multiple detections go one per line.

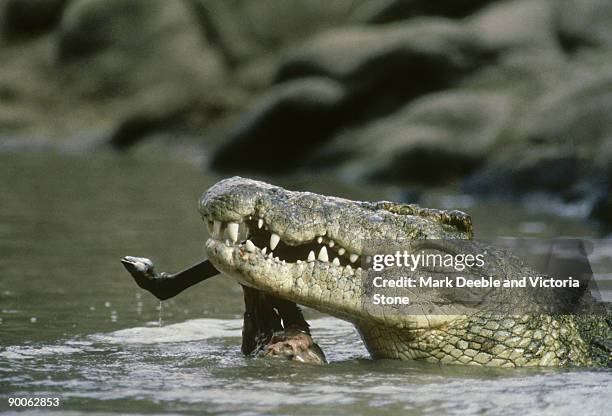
(205, 238), (363, 287)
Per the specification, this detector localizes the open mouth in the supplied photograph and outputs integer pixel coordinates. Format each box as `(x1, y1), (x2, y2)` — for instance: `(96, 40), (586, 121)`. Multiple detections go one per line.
(205, 216), (363, 272)
(204, 214), (345, 365)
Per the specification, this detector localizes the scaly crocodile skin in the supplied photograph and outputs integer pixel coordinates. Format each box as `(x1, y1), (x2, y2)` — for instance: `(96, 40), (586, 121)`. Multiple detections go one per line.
(200, 177), (611, 367)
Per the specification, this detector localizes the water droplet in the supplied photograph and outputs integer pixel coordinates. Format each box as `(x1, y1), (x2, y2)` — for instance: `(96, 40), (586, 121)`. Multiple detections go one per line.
(30, 317), (37, 323)
(104, 301), (111, 308)
(158, 301), (163, 327)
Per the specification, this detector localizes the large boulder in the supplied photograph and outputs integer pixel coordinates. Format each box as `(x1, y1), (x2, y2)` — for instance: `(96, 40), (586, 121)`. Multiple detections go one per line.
(277, 18), (483, 83)
(210, 18), (497, 175)
(352, 0), (498, 24)
(275, 18), (487, 118)
(210, 77), (347, 173)
(0, 0), (67, 40)
(316, 89), (515, 184)
(463, 70), (612, 202)
(466, 0), (559, 53)
(195, 0), (373, 61)
(57, 0), (225, 98)
(555, 0), (612, 52)
(189, 0), (498, 89)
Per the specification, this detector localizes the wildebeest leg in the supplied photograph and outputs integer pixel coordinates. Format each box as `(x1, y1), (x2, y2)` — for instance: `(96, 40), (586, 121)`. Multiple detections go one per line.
(271, 297), (310, 334)
(121, 256), (219, 300)
(122, 256), (325, 363)
(241, 285), (326, 363)
(241, 285), (283, 355)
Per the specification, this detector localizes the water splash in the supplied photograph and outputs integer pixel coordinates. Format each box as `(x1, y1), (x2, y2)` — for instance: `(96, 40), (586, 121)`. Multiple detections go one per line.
(92, 318), (244, 344)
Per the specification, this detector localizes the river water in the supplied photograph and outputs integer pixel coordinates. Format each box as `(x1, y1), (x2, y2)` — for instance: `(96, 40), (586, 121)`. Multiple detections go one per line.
(0, 152), (610, 415)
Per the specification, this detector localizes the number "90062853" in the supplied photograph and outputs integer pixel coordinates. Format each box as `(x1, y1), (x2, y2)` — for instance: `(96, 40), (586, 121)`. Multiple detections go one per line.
(8, 397), (60, 407)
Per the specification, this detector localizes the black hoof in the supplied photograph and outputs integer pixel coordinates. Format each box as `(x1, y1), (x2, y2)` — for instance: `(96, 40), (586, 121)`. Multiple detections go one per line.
(121, 256), (156, 290)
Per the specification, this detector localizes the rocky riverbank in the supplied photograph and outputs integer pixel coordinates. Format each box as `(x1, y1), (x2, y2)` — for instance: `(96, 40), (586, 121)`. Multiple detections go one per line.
(1, 0), (610, 229)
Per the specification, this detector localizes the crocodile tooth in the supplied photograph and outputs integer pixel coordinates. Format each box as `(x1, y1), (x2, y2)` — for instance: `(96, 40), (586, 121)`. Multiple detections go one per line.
(245, 240), (256, 253)
(344, 265), (353, 275)
(282, 260), (286, 264)
(258, 218), (263, 229)
(350, 253), (359, 263)
(262, 247), (267, 255)
(270, 233), (280, 250)
(338, 248), (345, 256)
(297, 260), (302, 264)
(332, 257), (340, 266)
(307, 251), (315, 262)
(213, 220), (222, 238)
(328, 241), (335, 247)
(317, 236), (323, 244)
(275, 256), (280, 262)
(356, 267), (362, 272)
(239, 222), (249, 241)
(318, 246), (328, 262)
(227, 222), (239, 242)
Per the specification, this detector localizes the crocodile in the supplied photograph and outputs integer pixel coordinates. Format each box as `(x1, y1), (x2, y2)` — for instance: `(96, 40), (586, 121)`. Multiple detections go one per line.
(123, 177), (611, 367)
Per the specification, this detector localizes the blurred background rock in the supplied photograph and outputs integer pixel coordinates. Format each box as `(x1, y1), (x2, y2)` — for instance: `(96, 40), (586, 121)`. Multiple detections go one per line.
(0, 0), (610, 229)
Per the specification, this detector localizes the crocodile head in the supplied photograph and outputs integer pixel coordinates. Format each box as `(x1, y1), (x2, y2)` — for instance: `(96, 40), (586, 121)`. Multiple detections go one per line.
(199, 177), (600, 366)
(199, 178), (473, 342)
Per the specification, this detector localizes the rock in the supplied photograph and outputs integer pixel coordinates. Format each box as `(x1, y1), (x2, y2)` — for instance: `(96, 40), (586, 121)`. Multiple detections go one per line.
(466, 0), (559, 53)
(447, 0), (576, 106)
(57, 0), (225, 98)
(191, 0), (382, 69)
(555, 0), (612, 52)
(187, 0), (390, 89)
(53, 0), (231, 148)
(277, 18), (482, 83)
(108, 86), (205, 149)
(275, 18), (487, 118)
(0, 0), (67, 40)
(186, 0), (261, 69)
(221, 0), (368, 55)
(317, 90), (515, 184)
(463, 70), (612, 201)
(351, 0), (498, 24)
(459, 49), (572, 99)
(191, 1), (496, 89)
(211, 77), (347, 173)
